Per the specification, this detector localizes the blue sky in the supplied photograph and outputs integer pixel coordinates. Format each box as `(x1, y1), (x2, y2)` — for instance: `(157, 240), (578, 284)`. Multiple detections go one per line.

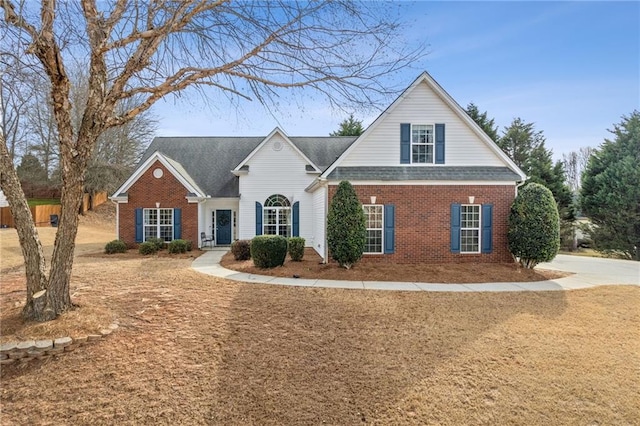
(153, 1), (639, 161)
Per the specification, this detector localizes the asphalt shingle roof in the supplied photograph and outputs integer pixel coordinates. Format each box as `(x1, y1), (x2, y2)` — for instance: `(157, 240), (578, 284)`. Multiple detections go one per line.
(138, 136), (356, 197)
(327, 166), (522, 181)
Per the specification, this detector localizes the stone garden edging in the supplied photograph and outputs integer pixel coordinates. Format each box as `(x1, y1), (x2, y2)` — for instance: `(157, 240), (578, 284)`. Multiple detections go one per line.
(0, 322), (119, 365)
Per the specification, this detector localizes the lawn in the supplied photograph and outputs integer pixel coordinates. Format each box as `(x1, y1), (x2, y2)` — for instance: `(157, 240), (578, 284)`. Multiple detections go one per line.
(27, 198), (61, 206)
(1, 211), (639, 424)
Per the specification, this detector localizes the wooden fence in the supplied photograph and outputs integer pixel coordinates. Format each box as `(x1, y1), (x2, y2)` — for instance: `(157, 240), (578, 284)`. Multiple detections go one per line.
(0, 205), (62, 228)
(82, 191), (108, 213)
(0, 192), (108, 228)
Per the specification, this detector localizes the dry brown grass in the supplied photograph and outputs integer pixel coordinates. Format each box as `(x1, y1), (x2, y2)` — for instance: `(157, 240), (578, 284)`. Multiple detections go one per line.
(1, 213), (639, 424)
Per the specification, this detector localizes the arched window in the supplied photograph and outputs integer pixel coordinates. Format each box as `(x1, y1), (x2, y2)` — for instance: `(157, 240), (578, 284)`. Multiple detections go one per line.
(264, 194), (291, 236)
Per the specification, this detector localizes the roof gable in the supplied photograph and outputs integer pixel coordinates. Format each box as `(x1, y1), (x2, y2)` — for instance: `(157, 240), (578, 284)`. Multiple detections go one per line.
(323, 72), (526, 181)
(234, 127), (320, 172)
(112, 151), (206, 198)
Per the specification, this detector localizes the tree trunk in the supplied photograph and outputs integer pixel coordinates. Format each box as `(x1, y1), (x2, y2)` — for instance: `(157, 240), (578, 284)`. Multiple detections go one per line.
(0, 136), (49, 320)
(45, 162), (86, 317)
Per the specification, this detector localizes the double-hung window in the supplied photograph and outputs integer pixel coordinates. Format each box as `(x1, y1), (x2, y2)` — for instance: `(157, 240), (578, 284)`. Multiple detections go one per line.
(363, 204), (383, 254)
(460, 205), (480, 253)
(412, 124), (434, 164)
(264, 194), (291, 237)
(144, 208), (174, 242)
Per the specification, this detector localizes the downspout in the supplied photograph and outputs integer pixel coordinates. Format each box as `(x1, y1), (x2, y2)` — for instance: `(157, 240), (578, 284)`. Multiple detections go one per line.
(110, 199), (119, 240)
(322, 178), (329, 263)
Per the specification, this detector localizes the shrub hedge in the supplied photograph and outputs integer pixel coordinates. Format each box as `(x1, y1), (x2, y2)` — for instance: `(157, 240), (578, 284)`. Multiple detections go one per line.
(251, 235), (287, 268)
(288, 237), (305, 261)
(138, 241), (158, 255)
(231, 240), (251, 260)
(104, 239), (127, 254)
(147, 237), (165, 251)
(168, 239), (189, 254)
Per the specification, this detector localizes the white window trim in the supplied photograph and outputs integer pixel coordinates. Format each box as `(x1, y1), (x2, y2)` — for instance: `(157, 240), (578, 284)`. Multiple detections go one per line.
(460, 204), (481, 254)
(263, 195), (291, 237)
(143, 207), (174, 242)
(363, 204), (384, 254)
(411, 123), (435, 165)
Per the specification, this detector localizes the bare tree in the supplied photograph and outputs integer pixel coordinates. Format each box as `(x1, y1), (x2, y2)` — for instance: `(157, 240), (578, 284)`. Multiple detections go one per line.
(64, 66), (157, 208)
(0, 54), (34, 163)
(27, 79), (59, 177)
(562, 147), (595, 192)
(0, 0), (424, 321)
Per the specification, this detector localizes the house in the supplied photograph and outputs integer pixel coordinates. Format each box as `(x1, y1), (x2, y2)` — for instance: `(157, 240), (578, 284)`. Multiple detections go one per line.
(111, 72), (526, 263)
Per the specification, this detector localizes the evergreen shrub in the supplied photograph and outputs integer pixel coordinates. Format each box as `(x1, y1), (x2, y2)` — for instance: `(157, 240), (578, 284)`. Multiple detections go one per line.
(288, 237), (305, 261)
(138, 241), (158, 255)
(250, 235), (287, 268)
(147, 237), (165, 251)
(508, 183), (560, 268)
(168, 239), (188, 254)
(231, 240), (251, 260)
(327, 181), (366, 269)
(104, 239), (127, 254)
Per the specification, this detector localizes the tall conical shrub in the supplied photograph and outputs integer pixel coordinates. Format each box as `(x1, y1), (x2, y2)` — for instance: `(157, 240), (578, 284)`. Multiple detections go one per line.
(327, 181), (366, 269)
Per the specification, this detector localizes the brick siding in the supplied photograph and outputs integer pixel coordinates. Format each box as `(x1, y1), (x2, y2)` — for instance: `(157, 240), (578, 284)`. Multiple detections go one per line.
(118, 161), (198, 246)
(328, 184), (516, 264)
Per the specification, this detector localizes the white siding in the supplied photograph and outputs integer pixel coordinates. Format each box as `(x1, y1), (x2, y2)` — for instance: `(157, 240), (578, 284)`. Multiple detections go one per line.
(238, 133), (316, 246)
(200, 198), (239, 246)
(0, 190), (8, 207)
(340, 81), (504, 167)
(311, 186), (327, 258)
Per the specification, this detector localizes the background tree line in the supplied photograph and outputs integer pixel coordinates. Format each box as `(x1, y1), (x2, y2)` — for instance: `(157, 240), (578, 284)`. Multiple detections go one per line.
(465, 103), (638, 259)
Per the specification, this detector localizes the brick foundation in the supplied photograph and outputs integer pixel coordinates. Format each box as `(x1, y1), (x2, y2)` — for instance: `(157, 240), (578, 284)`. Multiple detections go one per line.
(118, 161), (198, 246)
(328, 184), (516, 264)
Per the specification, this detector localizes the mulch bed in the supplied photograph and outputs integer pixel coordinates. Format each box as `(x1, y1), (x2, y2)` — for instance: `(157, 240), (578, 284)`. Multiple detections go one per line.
(220, 249), (568, 283)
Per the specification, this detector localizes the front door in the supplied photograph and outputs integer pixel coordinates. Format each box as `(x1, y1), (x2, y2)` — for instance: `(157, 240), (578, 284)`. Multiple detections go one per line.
(215, 209), (232, 245)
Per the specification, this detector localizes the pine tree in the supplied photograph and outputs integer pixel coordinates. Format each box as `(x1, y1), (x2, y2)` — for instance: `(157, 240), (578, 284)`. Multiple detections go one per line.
(330, 114), (364, 136)
(465, 102), (499, 142)
(581, 111), (640, 259)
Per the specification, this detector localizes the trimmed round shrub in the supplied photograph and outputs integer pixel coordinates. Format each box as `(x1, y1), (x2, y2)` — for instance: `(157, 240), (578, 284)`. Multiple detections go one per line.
(104, 239), (127, 254)
(250, 235), (287, 268)
(185, 240), (193, 252)
(288, 237), (305, 261)
(138, 241), (158, 255)
(147, 237), (165, 251)
(508, 183), (560, 268)
(327, 180), (366, 269)
(231, 240), (251, 260)
(168, 239), (188, 254)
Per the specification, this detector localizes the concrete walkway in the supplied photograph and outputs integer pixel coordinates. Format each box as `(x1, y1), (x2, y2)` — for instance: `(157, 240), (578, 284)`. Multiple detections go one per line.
(191, 249), (639, 292)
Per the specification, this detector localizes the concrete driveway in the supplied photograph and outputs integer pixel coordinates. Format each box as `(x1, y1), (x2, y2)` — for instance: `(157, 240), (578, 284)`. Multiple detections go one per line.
(539, 254), (640, 286)
(192, 250), (639, 292)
